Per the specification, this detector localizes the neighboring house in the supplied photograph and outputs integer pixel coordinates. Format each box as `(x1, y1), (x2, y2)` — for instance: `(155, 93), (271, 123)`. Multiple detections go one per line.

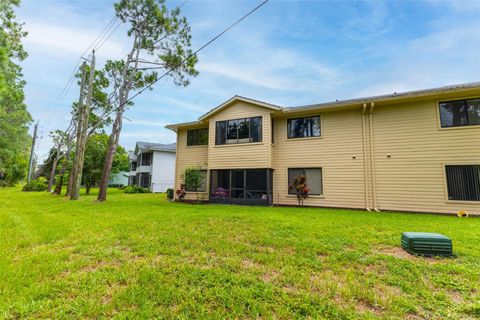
(166, 82), (480, 215)
(128, 142), (176, 192)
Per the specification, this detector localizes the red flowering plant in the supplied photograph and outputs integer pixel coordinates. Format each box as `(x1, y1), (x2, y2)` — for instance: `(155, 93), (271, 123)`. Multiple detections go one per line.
(289, 175), (309, 206)
(176, 183), (186, 201)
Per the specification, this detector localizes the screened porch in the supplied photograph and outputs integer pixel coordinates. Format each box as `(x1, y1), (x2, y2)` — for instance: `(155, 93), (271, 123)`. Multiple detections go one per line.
(209, 169), (273, 206)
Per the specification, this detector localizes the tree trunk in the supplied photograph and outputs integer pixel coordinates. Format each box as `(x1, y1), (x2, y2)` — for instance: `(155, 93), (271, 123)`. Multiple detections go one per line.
(71, 55), (95, 200)
(86, 182), (91, 195)
(47, 155), (59, 193)
(54, 175), (64, 195)
(97, 111), (123, 201)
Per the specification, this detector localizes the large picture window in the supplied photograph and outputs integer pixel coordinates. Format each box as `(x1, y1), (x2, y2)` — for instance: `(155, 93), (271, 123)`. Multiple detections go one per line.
(185, 170), (207, 192)
(187, 128), (208, 146)
(445, 165), (480, 201)
(288, 168), (323, 195)
(439, 98), (480, 128)
(287, 116), (321, 138)
(215, 117), (262, 145)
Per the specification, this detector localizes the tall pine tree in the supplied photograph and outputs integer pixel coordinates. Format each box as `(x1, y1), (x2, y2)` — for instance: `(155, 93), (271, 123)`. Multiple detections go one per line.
(0, 0), (32, 186)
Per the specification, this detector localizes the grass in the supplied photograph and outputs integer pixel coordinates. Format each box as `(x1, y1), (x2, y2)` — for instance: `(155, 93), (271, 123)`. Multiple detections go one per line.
(0, 187), (479, 319)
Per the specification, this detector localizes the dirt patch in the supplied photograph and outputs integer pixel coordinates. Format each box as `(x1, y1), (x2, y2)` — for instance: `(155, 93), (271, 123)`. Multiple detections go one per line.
(80, 260), (121, 273)
(102, 283), (128, 305)
(261, 269), (279, 282)
(241, 258), (263, 270)
(282, 284), (297, 294)
(448, 290), (464, 304)
(355, 299), (384, 316)
(375, 247), (449, 264)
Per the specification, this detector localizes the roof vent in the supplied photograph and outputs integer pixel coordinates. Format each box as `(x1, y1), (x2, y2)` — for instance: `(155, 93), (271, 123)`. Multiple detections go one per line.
(401, 232), (453, 257)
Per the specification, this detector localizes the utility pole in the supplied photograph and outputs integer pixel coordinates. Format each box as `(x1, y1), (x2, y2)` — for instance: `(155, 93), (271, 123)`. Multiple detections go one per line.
(71, 51), (95, 200)
(27, 122), (38, 183)
(66, 61), (87, 197)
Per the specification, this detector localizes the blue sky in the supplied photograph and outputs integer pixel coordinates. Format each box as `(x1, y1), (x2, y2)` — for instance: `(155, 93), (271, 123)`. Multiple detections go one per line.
(16, 0), (480, 159)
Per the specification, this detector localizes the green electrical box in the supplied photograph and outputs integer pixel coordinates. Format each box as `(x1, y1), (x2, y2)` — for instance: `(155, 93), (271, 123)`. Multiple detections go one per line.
(401, 232), (453, 257)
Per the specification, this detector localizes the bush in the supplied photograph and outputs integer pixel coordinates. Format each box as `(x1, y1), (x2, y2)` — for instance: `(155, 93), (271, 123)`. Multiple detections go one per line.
(22, 179), (47, 192)
(124, 185), (151, 194)
(166, 188), (174, 200)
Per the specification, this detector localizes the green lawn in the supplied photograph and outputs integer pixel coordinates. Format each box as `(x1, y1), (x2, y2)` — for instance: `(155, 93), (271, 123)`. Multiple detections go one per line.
(0, 188), (479, 319)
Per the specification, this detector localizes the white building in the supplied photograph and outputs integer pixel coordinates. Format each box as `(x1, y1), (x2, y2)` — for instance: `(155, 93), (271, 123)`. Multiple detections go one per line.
(128, 142), (176, 193)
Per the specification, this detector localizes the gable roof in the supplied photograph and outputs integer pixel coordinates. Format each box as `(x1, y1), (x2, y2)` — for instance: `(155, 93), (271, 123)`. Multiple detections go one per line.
(198, 95), (282, 121)
(165, 96), (282, 132)
(134, 141), (176, 155)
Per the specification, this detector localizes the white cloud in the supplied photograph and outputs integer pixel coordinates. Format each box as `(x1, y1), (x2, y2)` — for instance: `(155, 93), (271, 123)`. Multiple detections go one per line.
(24, 21), (126, 59)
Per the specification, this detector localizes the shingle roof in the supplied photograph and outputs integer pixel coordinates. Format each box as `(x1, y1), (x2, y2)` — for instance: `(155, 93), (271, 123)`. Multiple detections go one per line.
(135, 141), (176, 155)
(285, 81), (480, 112)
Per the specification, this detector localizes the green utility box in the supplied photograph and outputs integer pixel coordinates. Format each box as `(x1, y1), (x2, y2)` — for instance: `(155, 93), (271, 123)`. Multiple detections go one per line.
(401, 232), (453, 257)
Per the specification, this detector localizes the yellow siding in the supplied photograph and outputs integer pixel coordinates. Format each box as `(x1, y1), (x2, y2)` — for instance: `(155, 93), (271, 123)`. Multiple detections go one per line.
(207, 101), (273, 169)
(175, 128), (209, 201)
(171, 93), (480, 215)
(372, 99), (480, 215)
(272, 109), (367, 209)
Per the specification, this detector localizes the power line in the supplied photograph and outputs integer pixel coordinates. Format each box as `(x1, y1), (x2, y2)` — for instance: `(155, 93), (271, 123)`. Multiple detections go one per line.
(40, 15), (120, 124)
(94, 19), (122, 54)
(83, 16), (119, 58)
(85, 0), (270, 135)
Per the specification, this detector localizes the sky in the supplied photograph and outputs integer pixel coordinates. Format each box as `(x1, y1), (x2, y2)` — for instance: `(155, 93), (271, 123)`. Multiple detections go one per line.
(15, 0), (480, 160)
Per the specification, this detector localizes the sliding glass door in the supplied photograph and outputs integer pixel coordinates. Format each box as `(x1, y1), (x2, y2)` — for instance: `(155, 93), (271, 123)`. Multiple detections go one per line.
(210, 169), (272, 205)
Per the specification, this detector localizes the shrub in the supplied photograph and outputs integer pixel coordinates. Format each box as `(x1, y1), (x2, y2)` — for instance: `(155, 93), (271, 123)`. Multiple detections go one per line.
(124, 185), (150, 194)
(288, 175), (309, 206)
(166, 188), (174, 200)
(22, 179), (48, 192)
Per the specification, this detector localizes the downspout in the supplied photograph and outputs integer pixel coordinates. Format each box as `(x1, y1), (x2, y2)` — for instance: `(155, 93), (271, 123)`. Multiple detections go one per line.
(173, 130), (179, 200)
(361, 104), (370, 211)
(368, 102), (379, 212)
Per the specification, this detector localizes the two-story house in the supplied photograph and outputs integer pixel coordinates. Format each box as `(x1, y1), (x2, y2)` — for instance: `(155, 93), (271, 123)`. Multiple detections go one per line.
(128, 142), (176, 193)
(166, 82), (480, 215)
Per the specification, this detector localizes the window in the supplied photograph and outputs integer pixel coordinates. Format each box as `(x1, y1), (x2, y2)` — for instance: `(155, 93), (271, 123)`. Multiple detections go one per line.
(185, 170), (207, 192)
(439, 98), (480, 128)
(287, 116), (321, 138)
(445, 165), (480, 201)
(187, 128), (208, 146)
(140, 152), (152, 166)
(215, 116), (262, 145)
(288, 168), (323, 195)
(130, 161), (137, 171)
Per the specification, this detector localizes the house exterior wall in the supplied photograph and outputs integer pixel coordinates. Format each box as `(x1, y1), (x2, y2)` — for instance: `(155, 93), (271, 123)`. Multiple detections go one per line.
(371, 97), (480, 214)
(175, 127), (209, 201)
(171, 92), (480, 215)
(151, 151), (176, 193)
(272, 108), (368, 209)
(207, 101), (273, 169)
